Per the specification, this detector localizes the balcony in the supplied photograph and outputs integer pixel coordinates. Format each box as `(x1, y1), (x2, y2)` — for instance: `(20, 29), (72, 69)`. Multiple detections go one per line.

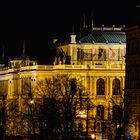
(0, 61), (125, 75)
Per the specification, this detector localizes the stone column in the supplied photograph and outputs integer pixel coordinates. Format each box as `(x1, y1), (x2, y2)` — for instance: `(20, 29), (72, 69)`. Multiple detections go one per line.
(109, 78), (113, 97)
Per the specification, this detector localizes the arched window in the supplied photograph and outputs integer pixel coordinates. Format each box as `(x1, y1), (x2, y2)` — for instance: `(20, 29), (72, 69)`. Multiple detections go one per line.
(97, 78), (105, 95)
(112, 78), (120, 95)
(113, 105), (122, 121)
(96, 105), (104, 119)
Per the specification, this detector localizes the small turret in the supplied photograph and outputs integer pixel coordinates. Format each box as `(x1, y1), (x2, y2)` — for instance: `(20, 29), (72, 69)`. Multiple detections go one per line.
(70, 35), (76, 44)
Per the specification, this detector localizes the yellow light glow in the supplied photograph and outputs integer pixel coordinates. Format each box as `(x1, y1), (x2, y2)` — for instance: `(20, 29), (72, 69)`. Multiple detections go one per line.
(30, 100), (34, 104)
(117, 124), (120, 128)
(91, 133), (96, 139)
(79, 111), (87, 118)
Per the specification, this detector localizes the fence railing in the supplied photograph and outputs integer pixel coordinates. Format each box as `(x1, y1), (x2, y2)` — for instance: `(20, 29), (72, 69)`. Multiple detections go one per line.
(0, 62), (125, 75)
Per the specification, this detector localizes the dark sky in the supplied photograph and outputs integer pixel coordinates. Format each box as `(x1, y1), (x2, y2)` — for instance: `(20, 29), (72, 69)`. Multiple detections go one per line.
(0, 0), (138, 64)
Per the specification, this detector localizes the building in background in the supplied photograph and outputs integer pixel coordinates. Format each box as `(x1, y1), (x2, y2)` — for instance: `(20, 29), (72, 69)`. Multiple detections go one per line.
(0, 26), (126, 139)
(124, 26), (140, 140)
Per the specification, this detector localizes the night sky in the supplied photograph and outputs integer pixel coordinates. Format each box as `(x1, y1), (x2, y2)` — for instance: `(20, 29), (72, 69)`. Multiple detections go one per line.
(0, 1), (138, 64)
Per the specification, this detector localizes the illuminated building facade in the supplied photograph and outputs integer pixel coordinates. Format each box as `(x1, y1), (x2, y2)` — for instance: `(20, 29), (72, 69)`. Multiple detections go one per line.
(125, 26), (140, 140)
(0, 27), (126, 139)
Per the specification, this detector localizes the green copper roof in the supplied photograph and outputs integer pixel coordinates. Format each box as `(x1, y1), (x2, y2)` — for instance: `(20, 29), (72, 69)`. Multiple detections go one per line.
(79, 31), (126, 44)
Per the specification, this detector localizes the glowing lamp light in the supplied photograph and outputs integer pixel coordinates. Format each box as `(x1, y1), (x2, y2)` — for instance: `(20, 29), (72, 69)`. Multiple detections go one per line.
(117, 124), (120, 128)
(91, 133), (96, 139)
(79, 111), (87, 118)
(30, 100), (34, 104)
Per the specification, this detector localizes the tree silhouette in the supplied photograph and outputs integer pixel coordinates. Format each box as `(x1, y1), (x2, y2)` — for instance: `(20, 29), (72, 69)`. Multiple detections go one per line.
(31, 74), (88, 139)
(3, 74), (92, 140)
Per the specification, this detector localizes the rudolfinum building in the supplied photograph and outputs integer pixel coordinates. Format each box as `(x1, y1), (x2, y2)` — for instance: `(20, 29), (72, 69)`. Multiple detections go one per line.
(0, 27), (126, 139)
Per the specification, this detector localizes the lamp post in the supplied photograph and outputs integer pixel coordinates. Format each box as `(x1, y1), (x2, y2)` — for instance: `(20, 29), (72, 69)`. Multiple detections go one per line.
(79, 93), (90, 139)
(29, 99), (36, 140)
(86, 94), (90, 139)
(78, 91), (90, 139)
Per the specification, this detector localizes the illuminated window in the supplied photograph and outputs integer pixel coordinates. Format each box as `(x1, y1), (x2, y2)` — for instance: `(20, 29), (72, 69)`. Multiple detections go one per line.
(112, 78), (120, 95)
(96, 105), (104, 119)
(97, 78), (105, 95)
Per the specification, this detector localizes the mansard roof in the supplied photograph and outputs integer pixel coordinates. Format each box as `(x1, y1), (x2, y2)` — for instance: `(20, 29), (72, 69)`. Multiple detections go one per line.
(79, 29), (126, 44)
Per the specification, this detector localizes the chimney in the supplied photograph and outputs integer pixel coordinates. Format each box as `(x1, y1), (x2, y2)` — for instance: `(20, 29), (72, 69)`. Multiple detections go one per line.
(70, 35), (76, 44)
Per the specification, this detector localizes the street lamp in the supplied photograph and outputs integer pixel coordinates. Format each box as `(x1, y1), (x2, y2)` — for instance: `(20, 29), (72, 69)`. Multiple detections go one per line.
(78, 93), (90, 138)
(86, 94), (90, 138)
(117, 124), (120, 128)
(28, 99), (36, 140)
(79, 94), (94, 138)
(91, 133), (96, 140)
(30, 100), (34, 105)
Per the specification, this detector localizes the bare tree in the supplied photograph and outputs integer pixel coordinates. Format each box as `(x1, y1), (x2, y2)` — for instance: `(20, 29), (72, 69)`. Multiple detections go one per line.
(5, 74), (92, 140)
(5, 78), (40, 140)
(33, 74), (89, 139)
